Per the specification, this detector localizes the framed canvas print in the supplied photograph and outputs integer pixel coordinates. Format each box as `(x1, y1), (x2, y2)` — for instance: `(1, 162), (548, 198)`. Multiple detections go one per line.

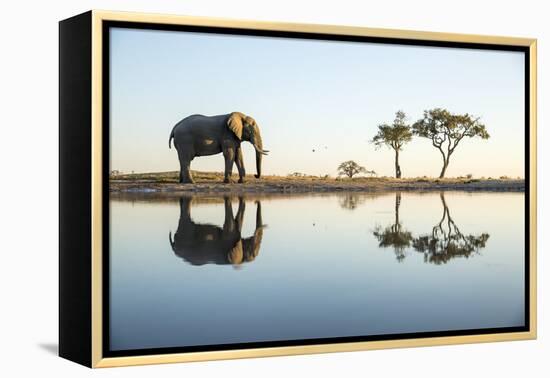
(59, 10), (537, 368)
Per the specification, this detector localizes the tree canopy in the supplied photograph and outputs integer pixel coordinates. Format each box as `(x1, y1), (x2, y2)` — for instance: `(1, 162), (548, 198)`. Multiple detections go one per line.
(372, 193), (412, 262)
(412, 193), (490, 265)
(339, 194), (366, 210)
(371, 111), (413, 178)
(337, 160), (367, 178)
(412, 108), (490, 178)
(372, 110), (413, 151)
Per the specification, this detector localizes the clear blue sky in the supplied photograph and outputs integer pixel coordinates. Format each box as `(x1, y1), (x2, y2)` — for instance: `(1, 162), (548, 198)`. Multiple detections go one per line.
(110, 27), (525, 178)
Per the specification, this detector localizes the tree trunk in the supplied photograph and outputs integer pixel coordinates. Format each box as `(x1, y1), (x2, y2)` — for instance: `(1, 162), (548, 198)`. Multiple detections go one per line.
(394, 149), (402, 178)
(395, 192), (401, 225)
(439, 159), (449, 178)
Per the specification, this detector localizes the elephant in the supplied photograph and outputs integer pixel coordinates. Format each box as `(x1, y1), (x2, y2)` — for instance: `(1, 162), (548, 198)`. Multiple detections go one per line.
(169, 196), (266, 266)
(168, 112), (269, 183)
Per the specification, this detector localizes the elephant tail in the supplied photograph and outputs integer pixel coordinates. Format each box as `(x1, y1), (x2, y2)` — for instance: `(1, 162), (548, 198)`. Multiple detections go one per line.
(168, 127), (175, 149)
(169, 231), (175, 249)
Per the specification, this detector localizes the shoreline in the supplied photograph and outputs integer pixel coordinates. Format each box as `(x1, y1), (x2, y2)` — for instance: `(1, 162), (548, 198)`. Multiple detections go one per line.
(109, 177), (525, 194)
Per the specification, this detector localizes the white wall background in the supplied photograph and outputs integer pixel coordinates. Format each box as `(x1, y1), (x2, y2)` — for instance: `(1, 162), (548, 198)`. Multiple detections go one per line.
(0, 0), (547, 376)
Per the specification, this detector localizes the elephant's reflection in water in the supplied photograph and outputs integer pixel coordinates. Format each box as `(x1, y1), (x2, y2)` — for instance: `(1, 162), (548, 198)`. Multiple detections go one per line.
(373, 192), (489, 264)
(169, 196), (265, 267)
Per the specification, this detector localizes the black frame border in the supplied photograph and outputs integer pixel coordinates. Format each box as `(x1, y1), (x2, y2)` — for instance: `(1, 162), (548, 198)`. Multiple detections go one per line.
(59, 11), (93, 367)
(101, 20), (531, 358)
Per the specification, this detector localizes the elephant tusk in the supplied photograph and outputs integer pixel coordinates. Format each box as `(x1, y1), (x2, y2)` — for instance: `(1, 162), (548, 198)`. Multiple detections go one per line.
(253, 146), (269, 155)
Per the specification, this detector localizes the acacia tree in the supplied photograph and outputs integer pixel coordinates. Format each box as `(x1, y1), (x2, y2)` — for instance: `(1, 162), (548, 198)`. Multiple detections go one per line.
(339, 194), (366, 210)
(412, 108), (490, 178)
(371, 111), (413, 178)
(372, 193), (413, 262)
(337, 160), (367, 178)
(412, 193), (490, 265)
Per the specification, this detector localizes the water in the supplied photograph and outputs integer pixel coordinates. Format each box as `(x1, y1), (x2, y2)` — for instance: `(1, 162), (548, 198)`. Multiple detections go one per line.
(109, 191), (525, 352)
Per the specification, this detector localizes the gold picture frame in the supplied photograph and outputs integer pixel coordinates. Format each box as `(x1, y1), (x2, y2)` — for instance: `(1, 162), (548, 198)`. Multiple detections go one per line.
(59, 10), (537, 368)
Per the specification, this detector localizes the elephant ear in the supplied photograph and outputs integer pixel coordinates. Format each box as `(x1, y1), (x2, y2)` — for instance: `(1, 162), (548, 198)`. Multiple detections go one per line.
(227, 240), (243, 265)
(227, 112), (243, 140)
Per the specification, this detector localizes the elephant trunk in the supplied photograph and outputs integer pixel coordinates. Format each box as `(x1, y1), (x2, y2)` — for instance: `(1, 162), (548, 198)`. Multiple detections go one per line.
(255, 150), (262, 179)
(252, 128), (267, 179)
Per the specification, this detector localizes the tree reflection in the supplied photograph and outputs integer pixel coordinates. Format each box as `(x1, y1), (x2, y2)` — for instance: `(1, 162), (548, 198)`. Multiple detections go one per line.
(169, 196), (265, 267)
(339, 194), (366, 210)
(372, 193), (413, 262)
(412, 193), (490, 265)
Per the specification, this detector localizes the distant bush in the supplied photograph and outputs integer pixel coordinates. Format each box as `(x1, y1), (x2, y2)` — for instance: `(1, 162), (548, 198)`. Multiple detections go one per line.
(337, 160), (367, 178)
(466, 173), (473, 179)
(288, 172), (305, 178)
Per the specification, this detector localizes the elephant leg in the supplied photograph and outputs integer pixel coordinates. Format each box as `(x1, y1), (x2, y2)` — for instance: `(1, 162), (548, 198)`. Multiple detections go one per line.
(176, 147), (195, 184)
(179, 159), (194, 183)
(223, 197), (235, 233)
(223, 148), (235, 183)
(235, 197), (245, 232)
(179, 196), (192, 219)
(235, 147), (245, 183)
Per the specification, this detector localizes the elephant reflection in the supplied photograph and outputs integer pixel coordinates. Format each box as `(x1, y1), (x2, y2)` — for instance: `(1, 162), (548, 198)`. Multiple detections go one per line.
(169, 196), (265, 266)
(372, 193), (413, 262)
(412, 193), (489, 265)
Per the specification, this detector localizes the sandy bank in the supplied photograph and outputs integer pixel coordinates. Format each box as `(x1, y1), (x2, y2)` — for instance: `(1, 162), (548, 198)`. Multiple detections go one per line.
(109, 176), (524, 194)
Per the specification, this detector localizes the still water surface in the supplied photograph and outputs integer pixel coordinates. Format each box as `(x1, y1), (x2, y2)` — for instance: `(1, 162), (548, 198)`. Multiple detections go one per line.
(109, 191), (525, 351)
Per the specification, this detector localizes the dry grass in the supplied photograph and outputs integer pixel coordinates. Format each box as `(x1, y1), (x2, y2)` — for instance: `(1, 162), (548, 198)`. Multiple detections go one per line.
(109, 171), (524, 194)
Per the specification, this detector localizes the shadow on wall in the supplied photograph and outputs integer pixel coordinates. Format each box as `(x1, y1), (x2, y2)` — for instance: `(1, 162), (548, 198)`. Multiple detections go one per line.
(37, 343), (58, 355)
